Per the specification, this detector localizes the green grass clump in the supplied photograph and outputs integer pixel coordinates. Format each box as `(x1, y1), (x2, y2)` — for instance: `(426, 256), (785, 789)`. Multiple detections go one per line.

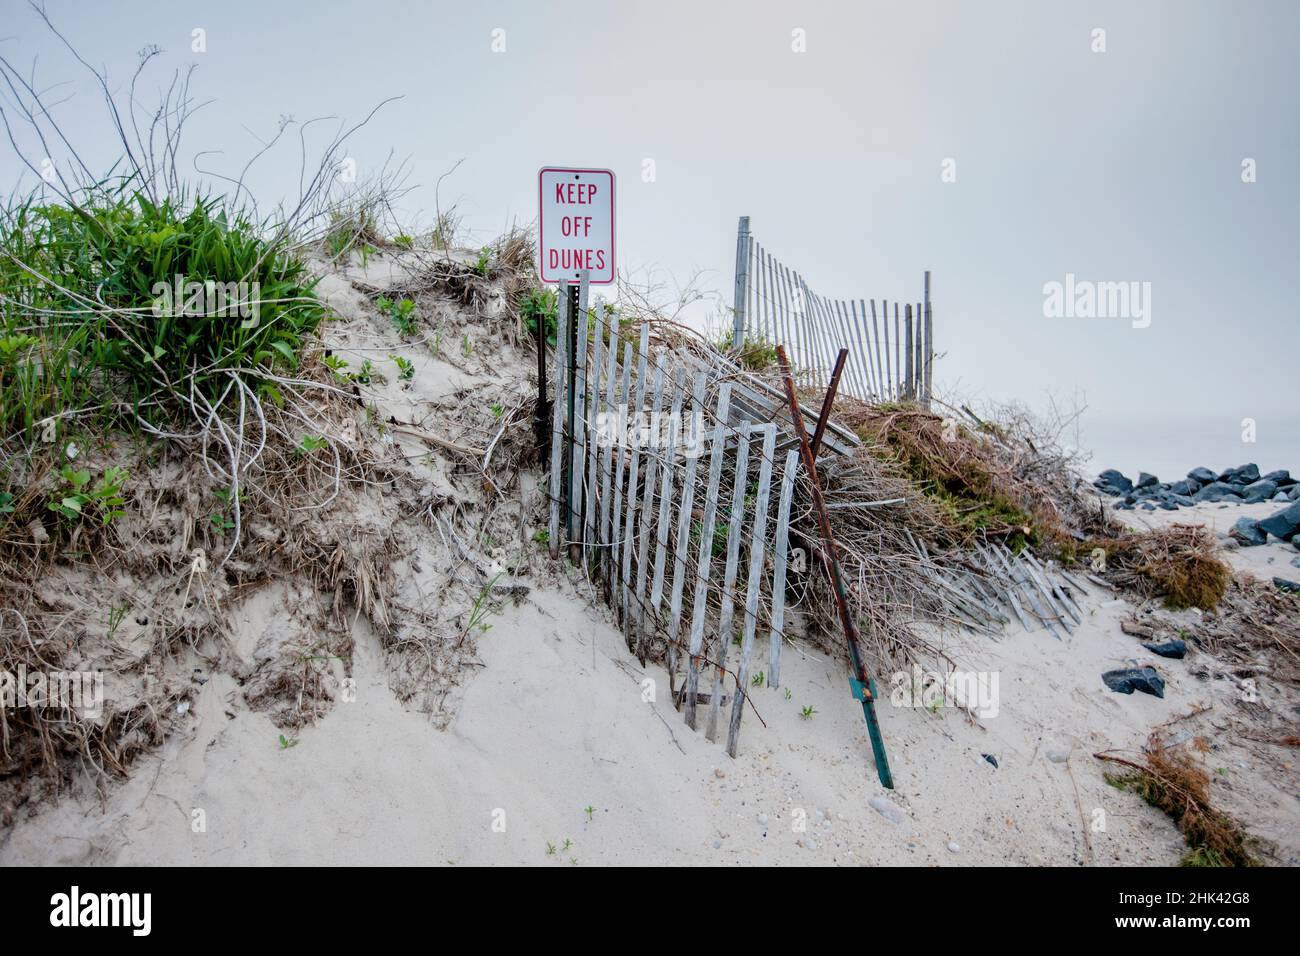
(715, 334), (778, 372)
(0, 189), (325, 444)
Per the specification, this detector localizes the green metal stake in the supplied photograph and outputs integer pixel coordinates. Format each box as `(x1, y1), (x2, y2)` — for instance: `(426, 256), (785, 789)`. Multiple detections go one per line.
(776, 346), (894, 789)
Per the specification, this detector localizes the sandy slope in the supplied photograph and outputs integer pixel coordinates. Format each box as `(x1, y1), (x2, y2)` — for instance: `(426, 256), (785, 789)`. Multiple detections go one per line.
(7, 541), (1293, 867)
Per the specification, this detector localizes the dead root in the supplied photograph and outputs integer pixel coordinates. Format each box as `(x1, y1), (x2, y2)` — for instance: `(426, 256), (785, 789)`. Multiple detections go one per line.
(1097, 729), (1262, 866)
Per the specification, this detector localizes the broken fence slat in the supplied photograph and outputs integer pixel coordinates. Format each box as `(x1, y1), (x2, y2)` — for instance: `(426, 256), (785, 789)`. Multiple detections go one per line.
(684, 383), (733, 728)
(705, 422), (752, 743)
(726, 424), (778, 758)
(666, 372), (708, 691)
(767, 449), (799, 690)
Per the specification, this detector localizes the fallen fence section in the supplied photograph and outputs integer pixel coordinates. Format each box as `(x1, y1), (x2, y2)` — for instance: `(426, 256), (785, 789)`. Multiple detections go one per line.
(548, 277), (801, 757)
(731, 215), (934, 406)
(544, 272), (1079, 763)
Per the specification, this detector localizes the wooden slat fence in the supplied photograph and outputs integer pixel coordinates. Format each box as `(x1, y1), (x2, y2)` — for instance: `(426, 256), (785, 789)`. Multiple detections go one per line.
(730, 215), (935, 406)
(548, 273), (797, 756)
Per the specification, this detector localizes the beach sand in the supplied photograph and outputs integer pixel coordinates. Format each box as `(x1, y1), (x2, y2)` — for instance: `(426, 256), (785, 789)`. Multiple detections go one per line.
(5, 503), (1295, 865)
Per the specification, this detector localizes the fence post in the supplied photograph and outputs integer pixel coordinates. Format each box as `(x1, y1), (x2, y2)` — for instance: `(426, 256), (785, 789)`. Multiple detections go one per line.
(731, 216), (751, 350)
(924, 271), (933, 408)
(904, 303), (914, 400)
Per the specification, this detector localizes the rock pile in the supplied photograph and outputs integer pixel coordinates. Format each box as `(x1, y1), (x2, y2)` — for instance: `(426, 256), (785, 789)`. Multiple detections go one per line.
(1094, 464), (1299, 512)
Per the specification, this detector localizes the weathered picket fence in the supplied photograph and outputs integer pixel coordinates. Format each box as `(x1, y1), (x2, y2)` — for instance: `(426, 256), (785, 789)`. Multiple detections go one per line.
(730, 216), (934, 406)
(546, 272), (802, 756)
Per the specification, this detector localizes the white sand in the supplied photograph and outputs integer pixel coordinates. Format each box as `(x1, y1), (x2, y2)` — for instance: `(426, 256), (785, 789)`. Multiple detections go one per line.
(9, 545), (1296, 866)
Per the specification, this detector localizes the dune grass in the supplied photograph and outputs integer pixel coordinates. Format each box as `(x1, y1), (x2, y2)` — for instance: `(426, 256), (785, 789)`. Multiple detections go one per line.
(0, 188), (326, 446)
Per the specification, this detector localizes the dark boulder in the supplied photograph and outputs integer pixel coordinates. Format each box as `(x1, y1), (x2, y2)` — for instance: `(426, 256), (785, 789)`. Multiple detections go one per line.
(1102, 667), (1165, 698)
(1168, 479), (1197, 496)
(1188, 467), (1217, 484)
(1243, 479), (1279, 503)
(1262, 469), (1292, 485)
(1229, 517), (1267, 546)
(1142, 639), (1187, 659)
(1218, 463), (1260, 483)
(1136, 472), (1160, 489)
(1193, 481), (1243, 503)
(1259, 501), (1300, 542)
(1095, 469), (1133, 494)
(1170, 494), (1196, 507)
(1273, 578), (1300, 594)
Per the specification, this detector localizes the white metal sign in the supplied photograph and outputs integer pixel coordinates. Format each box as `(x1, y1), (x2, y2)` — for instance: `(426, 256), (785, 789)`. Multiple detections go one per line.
(538, 167), (615, 285)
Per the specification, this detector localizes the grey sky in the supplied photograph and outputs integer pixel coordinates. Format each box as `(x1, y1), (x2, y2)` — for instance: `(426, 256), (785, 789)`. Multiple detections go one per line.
(2, 0), (1296, 477)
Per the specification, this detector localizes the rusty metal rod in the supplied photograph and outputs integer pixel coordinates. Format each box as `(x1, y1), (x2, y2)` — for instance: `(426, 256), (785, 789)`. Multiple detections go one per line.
(809, 348), (848, 461)
(775, 345), (894, 790)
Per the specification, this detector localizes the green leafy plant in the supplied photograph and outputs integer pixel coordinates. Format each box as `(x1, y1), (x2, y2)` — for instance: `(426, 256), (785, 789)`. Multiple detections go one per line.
(583, 805), (595, 821)
(323, 353), (350, 381)
(296, 434), (329, 455)
(458, 571), (504, 645)
(47, 464), (128, 526)
(751, 671), (765, 688)
(376, 295), (419, 336)
(474, 245), (492, 276)
(520, 288), (558, 346)
(278, 734), (299, 750)
(391, 355), (415, 381)
(800, 705), (817, 720)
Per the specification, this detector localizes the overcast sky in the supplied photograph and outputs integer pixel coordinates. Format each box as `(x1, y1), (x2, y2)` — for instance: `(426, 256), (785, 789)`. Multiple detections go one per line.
(2, 0), (1296, 477)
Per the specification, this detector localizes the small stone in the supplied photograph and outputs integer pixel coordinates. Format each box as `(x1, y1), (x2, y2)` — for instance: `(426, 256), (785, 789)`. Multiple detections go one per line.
(756, 813), (768, 826)
(1142, 638), (1188, 659)
(1046, 748), (1071, 763)
(713, 768), (726, 779)
(804, 838), (817, 851)
(1102, 666), (1165, 698)
(982, 753), (999, 769)
(712, 839), (722, 849)
(947, 841), (960, 853)
(869, 795), (906, 824)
